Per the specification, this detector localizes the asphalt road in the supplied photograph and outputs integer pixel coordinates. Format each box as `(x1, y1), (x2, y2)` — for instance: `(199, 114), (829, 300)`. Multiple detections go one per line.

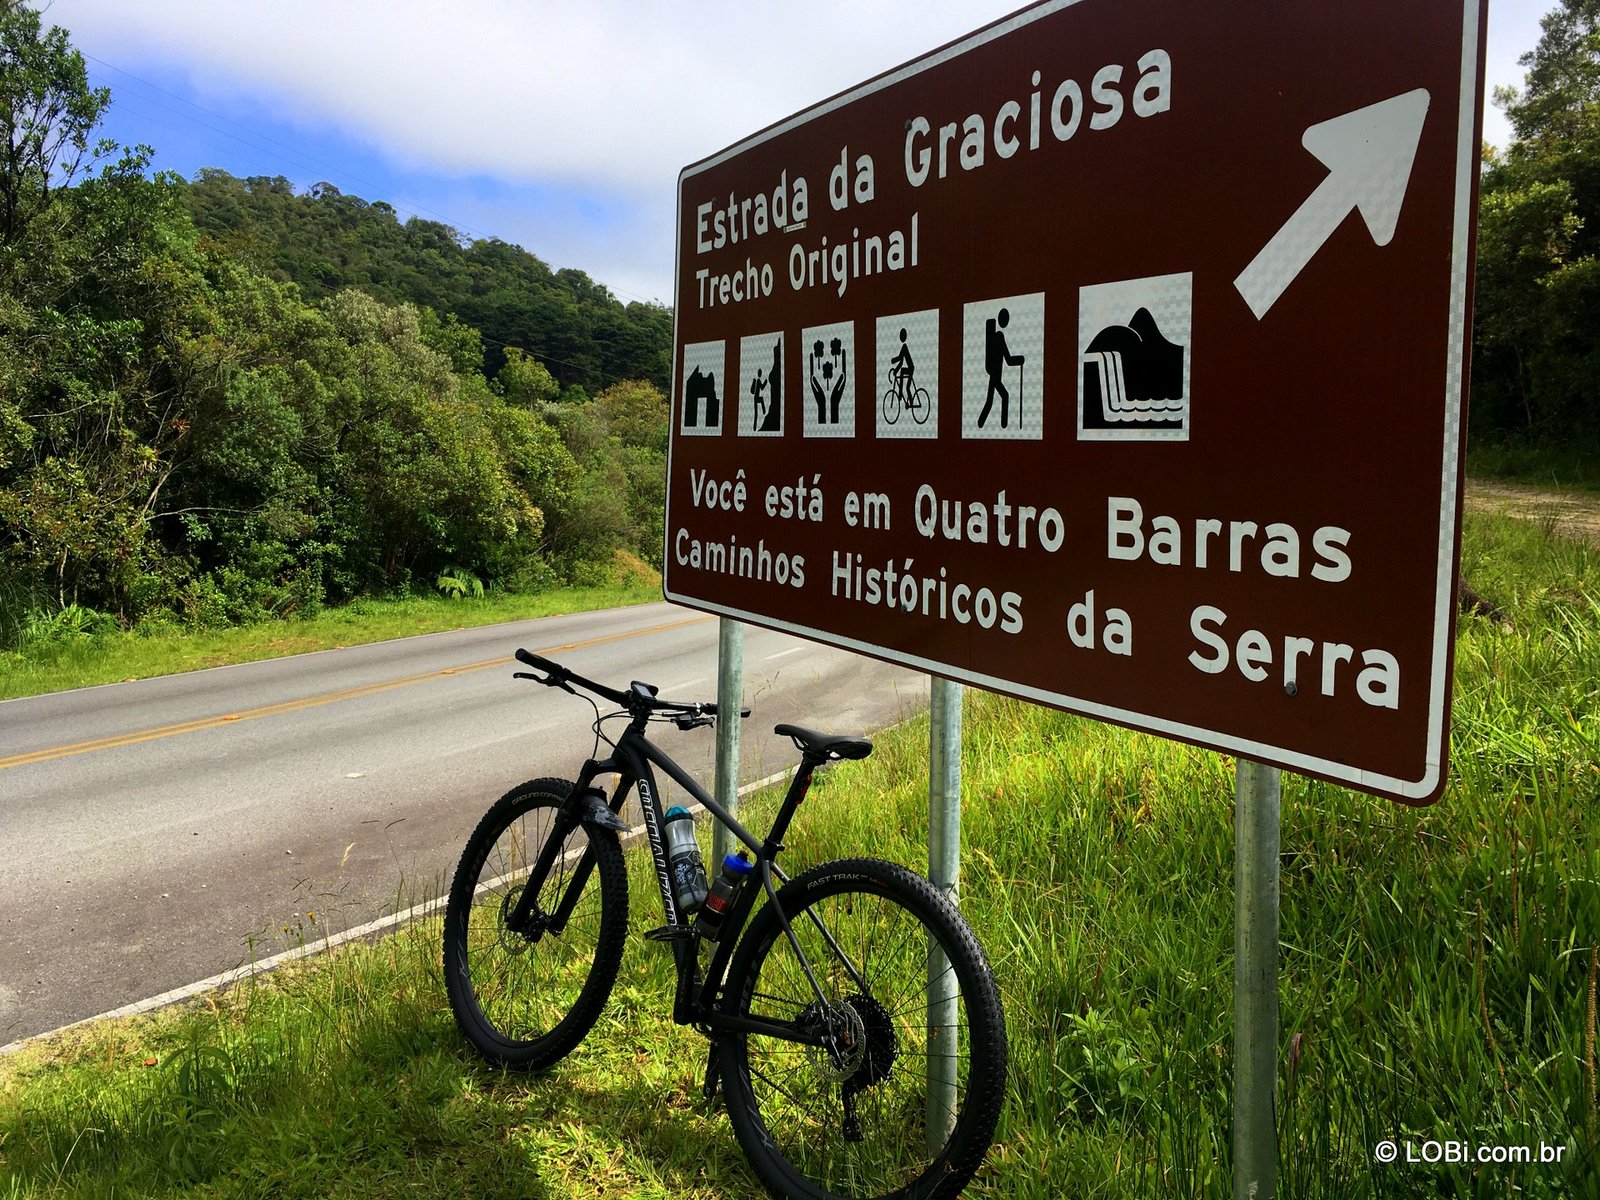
(0, 602), (927, 1045)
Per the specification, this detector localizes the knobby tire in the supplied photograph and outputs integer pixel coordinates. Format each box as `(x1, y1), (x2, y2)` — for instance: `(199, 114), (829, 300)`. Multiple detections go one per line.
(719, 858), (1007, 1200)
(442, 778), (628, 1070)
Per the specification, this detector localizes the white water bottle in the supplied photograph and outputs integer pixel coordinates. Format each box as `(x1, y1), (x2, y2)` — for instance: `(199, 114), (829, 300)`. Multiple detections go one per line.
(662, 806), (708, 915)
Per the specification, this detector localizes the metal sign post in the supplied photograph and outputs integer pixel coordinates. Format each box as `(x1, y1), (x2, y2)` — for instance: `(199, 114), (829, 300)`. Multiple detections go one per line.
(1234, 758), (1282, 1199)
(713, 617), (744, 864)
(927, 675), (963, 1149)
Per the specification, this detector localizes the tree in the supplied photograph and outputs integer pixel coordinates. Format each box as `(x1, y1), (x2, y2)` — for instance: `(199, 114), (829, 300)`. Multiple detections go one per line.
(0, 9), (666, 641)
(495, 345), (559, 410)
(0, 3), (111, 252)
(1504, 0), (1600, 151)
(1473, 0), (1600, 439)
(544, 381), (667, 572)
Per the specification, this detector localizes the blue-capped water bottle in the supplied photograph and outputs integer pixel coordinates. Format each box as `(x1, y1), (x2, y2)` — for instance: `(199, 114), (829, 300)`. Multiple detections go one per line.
(693, 850), (755, 942)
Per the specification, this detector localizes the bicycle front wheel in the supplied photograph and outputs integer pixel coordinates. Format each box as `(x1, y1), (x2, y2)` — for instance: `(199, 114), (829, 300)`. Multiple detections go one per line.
(719, 858), (1007, 1200)
(442, 778), (628, 1070)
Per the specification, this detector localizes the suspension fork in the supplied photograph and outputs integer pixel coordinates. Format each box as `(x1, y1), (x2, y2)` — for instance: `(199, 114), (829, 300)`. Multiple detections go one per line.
(505, 760), (620, 938)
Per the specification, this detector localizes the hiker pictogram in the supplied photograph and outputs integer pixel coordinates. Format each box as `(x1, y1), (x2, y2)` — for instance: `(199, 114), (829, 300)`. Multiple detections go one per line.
(978, 308), (1025, 429)
(962, 293), (1045, 440)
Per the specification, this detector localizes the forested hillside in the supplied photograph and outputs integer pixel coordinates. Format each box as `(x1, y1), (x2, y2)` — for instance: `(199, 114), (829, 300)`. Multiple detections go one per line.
(0, 4), (669, 649)
(179, 170), (672, 394)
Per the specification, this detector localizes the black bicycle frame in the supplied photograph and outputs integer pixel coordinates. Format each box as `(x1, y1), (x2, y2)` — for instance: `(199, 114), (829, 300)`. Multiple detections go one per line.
(507, 715), (859, 1048)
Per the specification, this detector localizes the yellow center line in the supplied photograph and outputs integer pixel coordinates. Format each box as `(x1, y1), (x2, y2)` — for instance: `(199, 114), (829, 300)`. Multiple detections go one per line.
(0, 615), (711, 772)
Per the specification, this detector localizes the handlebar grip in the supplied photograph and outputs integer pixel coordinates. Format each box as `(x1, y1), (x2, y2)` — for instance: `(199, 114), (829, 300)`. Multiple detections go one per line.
(515, 648), (561, 674)
(513, 648), (576, 695)
(514, 648), (631, 706)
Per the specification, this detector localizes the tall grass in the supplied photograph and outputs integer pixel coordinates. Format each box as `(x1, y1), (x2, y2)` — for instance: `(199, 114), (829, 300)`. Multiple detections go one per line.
(1, 508), (1595, 1198)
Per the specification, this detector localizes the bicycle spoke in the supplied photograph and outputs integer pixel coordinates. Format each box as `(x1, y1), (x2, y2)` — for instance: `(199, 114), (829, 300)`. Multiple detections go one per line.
(723, 860), (1004, 1199)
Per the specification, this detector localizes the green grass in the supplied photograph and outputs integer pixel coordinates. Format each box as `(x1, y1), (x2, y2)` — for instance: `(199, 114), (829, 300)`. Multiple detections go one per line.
(1, 508), (1596, 1198)
(0, 583), (661, 702)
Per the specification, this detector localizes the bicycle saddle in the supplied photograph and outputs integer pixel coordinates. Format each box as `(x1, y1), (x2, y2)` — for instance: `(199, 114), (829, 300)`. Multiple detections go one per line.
(774, 724), (873, 761)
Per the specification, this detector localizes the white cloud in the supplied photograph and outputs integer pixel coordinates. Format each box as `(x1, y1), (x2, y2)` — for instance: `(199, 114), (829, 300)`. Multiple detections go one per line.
(50, 0), (1026, 195)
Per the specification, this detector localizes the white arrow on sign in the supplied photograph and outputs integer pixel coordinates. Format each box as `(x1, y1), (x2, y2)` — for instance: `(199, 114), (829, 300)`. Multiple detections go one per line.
(1234, 88), (1431, 320)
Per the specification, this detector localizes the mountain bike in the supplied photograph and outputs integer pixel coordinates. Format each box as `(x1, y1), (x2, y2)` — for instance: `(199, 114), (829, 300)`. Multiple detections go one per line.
(881, 367), (931, 426)
(442, 649), (1007, 1200)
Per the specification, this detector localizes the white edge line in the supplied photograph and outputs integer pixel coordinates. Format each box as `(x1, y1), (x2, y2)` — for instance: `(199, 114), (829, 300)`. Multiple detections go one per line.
(0, 769), (795, 1056)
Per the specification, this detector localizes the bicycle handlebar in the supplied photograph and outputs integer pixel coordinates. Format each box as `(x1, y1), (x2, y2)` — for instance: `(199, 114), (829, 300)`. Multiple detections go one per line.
(514, 648), (750, 720)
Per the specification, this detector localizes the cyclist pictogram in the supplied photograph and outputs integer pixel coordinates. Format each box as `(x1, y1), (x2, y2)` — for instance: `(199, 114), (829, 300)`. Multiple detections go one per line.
(875, 309), (939, 439)
(881, 326), (931, 427)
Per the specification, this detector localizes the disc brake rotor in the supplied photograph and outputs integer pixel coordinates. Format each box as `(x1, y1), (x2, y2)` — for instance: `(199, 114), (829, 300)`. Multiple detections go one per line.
(496, 884), (535, 955)
(802, 1000), (867, 1081)
(801, 993), (899, 1089)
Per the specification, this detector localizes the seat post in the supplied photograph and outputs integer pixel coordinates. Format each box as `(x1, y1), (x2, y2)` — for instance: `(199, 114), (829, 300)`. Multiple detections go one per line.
(759, 754), (825, 857)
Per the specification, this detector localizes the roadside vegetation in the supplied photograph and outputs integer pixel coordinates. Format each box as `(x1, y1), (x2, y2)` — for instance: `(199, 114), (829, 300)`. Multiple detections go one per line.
(1466, 441), (1600, 494)
(0, 565), (658, 702)
(2, 505), (1593, 1198)
(0, 6), (671, 672)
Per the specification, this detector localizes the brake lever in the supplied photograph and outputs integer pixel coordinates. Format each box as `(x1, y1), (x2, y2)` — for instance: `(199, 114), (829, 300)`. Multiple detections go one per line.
(513, 670), (576, 696)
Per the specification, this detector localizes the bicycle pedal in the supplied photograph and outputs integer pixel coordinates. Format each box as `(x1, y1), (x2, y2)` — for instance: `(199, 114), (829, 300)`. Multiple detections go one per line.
(644, 924), (696, 943)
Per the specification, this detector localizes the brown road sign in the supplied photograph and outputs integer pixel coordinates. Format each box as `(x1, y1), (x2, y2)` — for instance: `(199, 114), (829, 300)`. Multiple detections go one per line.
(664, 0), (1485, 805)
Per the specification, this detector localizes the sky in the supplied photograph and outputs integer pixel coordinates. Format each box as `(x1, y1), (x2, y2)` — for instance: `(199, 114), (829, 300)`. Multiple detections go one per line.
(44, 0), (1555, 308)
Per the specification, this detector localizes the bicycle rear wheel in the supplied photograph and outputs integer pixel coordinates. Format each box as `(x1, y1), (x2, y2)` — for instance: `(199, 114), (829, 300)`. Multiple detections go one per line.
(719, 858), (1006, 1200)
(443, 778), (628, 1070)
(911, 388), (931, 425)
(881, 384), (902, 426)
